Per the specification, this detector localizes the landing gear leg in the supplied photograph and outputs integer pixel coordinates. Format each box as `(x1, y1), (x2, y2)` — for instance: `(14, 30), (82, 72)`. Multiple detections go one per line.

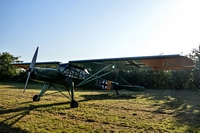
(32, 83), (49, 102)
(70, 80), (78, 108)
(114, 85), (120, 95)
(116, 89), (119, 95)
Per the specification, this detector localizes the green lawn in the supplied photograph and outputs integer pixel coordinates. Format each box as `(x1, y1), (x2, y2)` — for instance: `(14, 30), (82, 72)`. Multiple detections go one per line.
(0, 82), (200, 133)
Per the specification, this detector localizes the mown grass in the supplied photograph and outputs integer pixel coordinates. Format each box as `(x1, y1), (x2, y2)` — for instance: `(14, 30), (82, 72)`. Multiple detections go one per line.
(0, 82), (200, 133)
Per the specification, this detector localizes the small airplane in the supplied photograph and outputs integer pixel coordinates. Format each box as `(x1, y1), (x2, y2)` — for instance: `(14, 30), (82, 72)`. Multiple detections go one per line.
(11, 47), (194, 108)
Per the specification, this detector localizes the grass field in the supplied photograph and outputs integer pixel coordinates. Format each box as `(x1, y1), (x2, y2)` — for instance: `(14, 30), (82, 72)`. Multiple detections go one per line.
(0, 82), (200, 133)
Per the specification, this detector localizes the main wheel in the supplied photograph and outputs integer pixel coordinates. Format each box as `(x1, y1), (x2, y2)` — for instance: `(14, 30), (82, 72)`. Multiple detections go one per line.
(70, 100), (78, 108)
(33, 95), (40, 101)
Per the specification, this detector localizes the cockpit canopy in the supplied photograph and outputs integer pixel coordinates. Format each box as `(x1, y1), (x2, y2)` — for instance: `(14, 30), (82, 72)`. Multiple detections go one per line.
(58, 63), (89, 80)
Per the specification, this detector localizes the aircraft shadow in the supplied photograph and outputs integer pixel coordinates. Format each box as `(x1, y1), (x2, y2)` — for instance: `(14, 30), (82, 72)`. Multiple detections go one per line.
(79, 93), (137, 102)
(0, 122), (28, 133)
(0, 101), (71, 133)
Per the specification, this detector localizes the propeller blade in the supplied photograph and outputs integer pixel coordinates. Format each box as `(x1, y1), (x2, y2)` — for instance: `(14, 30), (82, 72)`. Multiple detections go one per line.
(24, 72), (31, 93)
(30, 47), (39, 72)
(23, 47), (39, 93)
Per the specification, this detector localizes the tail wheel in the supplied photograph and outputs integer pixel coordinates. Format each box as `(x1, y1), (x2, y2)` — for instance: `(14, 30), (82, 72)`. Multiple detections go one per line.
(70, 100), (78, 108)
(33, 95), (40, 101)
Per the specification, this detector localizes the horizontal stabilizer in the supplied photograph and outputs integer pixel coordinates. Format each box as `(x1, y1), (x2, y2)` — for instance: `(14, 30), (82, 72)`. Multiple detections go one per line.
(118, 85), (145, 91)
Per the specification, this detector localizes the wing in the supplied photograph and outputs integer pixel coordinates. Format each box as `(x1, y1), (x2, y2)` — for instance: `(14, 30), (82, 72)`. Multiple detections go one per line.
(69, 54), (195, 71)
(11, 61), (61, 70)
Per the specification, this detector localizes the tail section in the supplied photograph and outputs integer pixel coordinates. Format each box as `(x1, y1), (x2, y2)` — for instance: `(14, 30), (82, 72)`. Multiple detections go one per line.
(113, 70), (145, 94)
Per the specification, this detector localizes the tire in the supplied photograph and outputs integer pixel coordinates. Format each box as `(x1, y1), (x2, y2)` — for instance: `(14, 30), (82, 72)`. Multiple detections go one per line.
(70, 100), (78, 108)
(33, 95), (40, 102)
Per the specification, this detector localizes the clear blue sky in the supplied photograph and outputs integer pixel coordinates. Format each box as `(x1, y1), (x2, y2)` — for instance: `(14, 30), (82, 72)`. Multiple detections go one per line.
(1, 0), (200, 62)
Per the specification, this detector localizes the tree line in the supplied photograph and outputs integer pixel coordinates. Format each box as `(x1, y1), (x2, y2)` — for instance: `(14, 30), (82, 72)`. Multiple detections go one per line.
(0, 46), (200, 89)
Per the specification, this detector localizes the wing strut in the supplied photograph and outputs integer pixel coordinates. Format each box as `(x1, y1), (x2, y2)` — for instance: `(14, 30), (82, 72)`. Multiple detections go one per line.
(75, 64), (118, 87)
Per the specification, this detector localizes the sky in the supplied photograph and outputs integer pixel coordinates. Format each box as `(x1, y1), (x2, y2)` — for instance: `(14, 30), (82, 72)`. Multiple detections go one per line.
(1, 0), (200, 62)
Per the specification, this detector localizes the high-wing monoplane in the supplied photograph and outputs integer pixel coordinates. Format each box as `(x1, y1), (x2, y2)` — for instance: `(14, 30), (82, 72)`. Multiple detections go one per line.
(11, 47), (195, 108)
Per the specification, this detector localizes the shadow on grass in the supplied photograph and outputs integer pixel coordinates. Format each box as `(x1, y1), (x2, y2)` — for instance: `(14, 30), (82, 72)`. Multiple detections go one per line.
(140, 89), (200, 132)
(0, 122), (29, 133)
(79, 93), (137, 102)
(0, 101), (71, 133)
(0, 82), (43, 90)
(1, 82), (200, 131)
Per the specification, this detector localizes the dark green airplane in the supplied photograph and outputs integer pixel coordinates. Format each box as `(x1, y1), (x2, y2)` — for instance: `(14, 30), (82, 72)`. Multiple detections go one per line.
(11, 47), (194, 108)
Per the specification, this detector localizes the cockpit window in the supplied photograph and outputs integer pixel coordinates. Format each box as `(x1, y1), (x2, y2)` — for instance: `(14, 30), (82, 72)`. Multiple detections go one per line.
(58, 63), (69, 73)
(58, 63), (89, 80)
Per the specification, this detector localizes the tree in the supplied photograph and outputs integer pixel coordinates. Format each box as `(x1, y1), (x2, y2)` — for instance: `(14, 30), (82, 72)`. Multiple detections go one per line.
(188, 44), (200, 89)
(0, 52), (22, 81)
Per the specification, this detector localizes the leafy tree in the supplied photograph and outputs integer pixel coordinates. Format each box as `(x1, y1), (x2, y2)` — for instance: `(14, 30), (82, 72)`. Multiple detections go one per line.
(0, 52), (22, 81)
(187, 45), (200, 89)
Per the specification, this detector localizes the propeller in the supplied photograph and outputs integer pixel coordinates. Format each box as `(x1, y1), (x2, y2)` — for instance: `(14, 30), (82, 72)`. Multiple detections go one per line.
(24, 47), (39, 93)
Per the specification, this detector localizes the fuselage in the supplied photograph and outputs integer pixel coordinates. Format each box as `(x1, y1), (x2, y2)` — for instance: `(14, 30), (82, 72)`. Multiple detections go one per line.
(30, 64), (89, 85)
(30, 67), (68, 84)
(29, 64), (145, 91)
